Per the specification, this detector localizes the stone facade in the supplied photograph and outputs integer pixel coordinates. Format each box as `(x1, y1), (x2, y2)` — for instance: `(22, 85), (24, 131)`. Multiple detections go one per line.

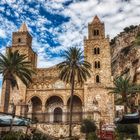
(0, 16), (114, 136)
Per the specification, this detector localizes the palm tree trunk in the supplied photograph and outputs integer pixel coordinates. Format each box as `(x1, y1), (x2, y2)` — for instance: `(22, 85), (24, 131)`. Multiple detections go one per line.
(69, 74), (75, 137)
(4, 79), (11, 113)
(124, 102), (128, 114)
(9, 105), (16, 132)
(123, 93), (128, 114)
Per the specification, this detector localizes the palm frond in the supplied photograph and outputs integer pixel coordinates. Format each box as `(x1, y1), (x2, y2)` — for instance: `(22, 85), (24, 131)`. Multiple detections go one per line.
(57, 47), (91, 86)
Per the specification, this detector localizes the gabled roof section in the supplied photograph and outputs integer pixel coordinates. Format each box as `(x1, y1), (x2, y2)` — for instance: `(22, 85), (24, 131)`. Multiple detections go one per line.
(92, 15), (102, 24)
(18, 22), (28, 32)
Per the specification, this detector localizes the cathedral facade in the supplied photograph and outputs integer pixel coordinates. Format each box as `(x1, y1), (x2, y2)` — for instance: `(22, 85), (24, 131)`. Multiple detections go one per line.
(1, 16), (114, 127)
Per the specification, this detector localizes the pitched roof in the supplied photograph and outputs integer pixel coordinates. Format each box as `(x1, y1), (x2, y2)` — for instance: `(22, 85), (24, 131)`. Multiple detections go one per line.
(18, 23), (28, 32)
(92, 15), (101, 24)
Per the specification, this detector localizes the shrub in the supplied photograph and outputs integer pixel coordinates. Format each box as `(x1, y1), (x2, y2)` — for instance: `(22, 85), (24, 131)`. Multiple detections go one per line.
(81, 119), (97, 134)
(81, 119), (97, 139)
(116, 124), (137, 134)
(32, 132), (52, 140)
(1, 130), (52, 140)
(2, 131), (25, 140)
(116, 124), (139, 139)
(87, 132), (98, 140)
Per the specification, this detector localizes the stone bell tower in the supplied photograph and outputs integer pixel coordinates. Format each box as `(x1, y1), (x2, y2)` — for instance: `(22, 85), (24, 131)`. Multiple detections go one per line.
(10, 23), (37, 68)
(1, 23), (37, 113)
(84, 16), (114, 124)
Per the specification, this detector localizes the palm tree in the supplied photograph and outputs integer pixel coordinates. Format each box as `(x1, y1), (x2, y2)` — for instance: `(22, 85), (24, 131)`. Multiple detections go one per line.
(57, 47), (91, 137)
(107, 76), (140, 114)
(0, 49), (34, 113)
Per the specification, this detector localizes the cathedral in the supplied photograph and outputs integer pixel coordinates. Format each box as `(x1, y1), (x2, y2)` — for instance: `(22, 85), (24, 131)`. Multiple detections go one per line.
(0, 16), (114, 136)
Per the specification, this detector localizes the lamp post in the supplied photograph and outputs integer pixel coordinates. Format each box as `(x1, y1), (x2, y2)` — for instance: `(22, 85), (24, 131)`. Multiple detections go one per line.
(9, 99), (16, 132)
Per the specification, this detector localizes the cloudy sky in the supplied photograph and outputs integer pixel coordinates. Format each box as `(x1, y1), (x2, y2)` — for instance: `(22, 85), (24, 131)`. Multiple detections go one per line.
(0, 0), (140, 92)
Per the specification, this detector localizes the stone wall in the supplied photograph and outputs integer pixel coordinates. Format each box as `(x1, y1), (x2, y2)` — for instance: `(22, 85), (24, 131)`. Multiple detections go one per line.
(37, 124), (81, 138)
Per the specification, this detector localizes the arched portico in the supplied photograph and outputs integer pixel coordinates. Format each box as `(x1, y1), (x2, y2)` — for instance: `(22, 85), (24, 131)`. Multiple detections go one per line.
(30, 96), (42, 122)
(54, 107), (63, 123)
(67, 95), (83, 122)
(45, 96), (64, 123)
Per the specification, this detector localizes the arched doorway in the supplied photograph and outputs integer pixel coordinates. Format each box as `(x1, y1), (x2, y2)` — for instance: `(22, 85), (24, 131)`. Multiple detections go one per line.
(54, 107), (63, 123)
(30, 96), (42, 122)
(67, 95), (82, 122)
(45, 96), (63, 123)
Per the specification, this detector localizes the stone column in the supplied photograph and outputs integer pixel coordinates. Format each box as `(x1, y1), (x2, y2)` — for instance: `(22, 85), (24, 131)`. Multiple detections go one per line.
(42, 105), (46, 122)
(49, 109), (53, 123)
(63, 105), (67, 123)
(82, 106), (86, 119)
(27, 101), (32, 119)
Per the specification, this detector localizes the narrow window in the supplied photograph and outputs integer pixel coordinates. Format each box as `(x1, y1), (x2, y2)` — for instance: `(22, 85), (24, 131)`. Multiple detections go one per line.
(98, 61), (100, 68)
(95, 61), (97, 68)
(97, 48), (100, 54)
(93, 48), (100, 55)
(97, 30), (99, 35)
(18, 38), (21, 43)
(94, 48), (96, 54)
(96, 75), (100, 83)
(94, 30), (96, 36)
(93, 30), (99, 36)
(95, 61), (100, 69)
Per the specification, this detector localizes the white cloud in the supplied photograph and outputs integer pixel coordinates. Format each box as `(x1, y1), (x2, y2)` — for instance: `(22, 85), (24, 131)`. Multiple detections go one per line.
(0, 0), (140, 68)
(0, 29), (6, 38)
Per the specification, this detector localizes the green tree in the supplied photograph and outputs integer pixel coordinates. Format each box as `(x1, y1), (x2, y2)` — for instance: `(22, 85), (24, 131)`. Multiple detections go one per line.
(107, 76), (140, 114)
(0, 49), (34, 112)
(57, 47), (91, 137)
(0, 50), (34, 131)
(81, 119), (97, 140)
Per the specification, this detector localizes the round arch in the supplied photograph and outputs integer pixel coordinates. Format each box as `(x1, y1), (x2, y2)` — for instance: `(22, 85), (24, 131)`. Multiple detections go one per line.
(66, 94), (83, 105)
(67, 95), (83, 122)
(27, 94), (43, 103)
(30, 96), (42, 122)
(44, 94), (64, 105)
(53, 107), (63, 123)
(44, 95), (64, 123)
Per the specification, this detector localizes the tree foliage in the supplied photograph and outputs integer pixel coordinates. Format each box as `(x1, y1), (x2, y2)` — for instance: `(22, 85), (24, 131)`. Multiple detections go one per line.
(57, 47), (91, 86)
(81, 119), (97, 134)
(0, 49), (34, 87)
(57, 47), (91, 137)
(107, 76), (140, 113)
(0, 49), (34, 112)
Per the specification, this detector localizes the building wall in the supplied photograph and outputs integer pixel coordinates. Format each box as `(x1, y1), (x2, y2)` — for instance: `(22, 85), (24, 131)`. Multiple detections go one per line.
(1, 16), (114, 125)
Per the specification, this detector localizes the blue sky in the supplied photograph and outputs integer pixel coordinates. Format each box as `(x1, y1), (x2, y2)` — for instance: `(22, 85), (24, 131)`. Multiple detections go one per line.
(0, 0), (140, 93)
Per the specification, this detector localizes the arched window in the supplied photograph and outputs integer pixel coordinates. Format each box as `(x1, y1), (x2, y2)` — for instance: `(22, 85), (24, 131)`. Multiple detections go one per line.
(93, 48), (100, 55)
(96, 75), (100, 83)
(18, 38), (21, 43)
(94, 48), (96, 54)
(98, 61), (100, 68)
(54, 107), (62, 123)
(95, 61), (97, 68)
(97, 48), (100, 54)
(97, 30), (99, 35)
(95, 61), (100, 69)
(93, 29), (99, 36)
(94, 30), (96, 36)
